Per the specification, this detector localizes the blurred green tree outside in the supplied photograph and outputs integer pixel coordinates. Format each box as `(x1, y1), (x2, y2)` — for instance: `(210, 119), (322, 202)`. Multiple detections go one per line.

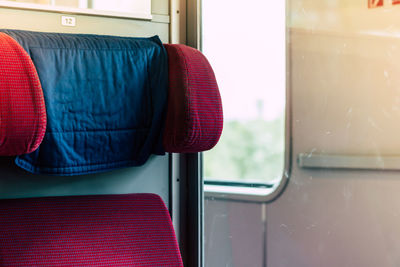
(204, 115), (285, 184)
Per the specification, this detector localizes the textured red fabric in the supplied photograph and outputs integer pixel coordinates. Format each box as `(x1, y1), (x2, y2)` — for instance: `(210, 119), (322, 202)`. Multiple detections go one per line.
(0, 33), (46, 155)
(163, 44), (223, 153)
(0, 194), (183, 267)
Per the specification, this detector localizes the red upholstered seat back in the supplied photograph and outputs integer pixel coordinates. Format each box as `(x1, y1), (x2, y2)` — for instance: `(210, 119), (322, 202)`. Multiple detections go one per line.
(163, 44), (223, 153)
(0, 194), (183, 267)
(0, 33), (46, 156)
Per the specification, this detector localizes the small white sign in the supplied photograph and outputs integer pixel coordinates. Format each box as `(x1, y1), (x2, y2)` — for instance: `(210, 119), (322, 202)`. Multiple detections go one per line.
(61, 16), (76, 27)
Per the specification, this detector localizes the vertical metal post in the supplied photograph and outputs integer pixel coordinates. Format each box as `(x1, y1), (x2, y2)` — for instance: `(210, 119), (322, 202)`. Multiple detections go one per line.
(186, 153), (203, 267)
(174, 153), (203, 267)
(170, 0), (203, 265)
(170, 0), (203, 266)
(186, 0), (201, 50)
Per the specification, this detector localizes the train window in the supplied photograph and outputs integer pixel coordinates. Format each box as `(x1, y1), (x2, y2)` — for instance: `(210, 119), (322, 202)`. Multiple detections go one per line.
(0, 0), (152, 19)
(202, 0), (286, 194)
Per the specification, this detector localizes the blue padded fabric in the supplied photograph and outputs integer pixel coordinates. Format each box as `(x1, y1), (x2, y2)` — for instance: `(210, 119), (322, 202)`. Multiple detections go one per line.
(1, 30), (168, 176)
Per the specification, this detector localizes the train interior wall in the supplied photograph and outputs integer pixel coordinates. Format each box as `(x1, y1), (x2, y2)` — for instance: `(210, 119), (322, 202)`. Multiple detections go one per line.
(205, 2), (400, 267)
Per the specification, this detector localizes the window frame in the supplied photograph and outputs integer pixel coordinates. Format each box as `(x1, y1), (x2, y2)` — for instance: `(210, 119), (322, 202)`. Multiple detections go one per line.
(0, 0), (152, 20)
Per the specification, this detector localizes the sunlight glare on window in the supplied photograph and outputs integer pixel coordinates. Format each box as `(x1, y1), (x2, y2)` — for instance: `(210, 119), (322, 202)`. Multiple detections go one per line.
(202, 0), (286, 184)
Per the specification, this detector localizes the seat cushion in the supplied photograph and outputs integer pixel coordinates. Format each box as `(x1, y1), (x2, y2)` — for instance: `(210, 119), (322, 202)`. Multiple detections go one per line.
(0, 32), (46, 155)
(0, 193), (183, 266)
(163, 44), (223, 153)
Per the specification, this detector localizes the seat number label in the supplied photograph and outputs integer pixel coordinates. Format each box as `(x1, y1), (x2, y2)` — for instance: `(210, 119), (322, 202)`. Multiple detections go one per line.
(61, 16), (76, 27)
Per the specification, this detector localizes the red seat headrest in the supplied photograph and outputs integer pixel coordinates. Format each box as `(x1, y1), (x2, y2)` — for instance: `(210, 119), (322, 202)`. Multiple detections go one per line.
(163, 44), (223, 153)
(0, 33), (46, 156)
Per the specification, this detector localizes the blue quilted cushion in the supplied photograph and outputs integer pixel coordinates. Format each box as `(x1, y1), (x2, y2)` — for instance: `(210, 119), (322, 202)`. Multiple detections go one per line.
(1, 30), (168, 175)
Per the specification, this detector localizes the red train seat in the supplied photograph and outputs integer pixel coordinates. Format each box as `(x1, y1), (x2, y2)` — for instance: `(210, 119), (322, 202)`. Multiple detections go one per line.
(0, 194), (183, 266)
(163, 44), (223, 153)
(0, 32), (46, 156)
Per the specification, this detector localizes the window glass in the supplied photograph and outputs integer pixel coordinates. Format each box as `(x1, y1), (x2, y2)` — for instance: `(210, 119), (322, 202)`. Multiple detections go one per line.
(202, 0), (286, 185)
(2, 0), (151, 17)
